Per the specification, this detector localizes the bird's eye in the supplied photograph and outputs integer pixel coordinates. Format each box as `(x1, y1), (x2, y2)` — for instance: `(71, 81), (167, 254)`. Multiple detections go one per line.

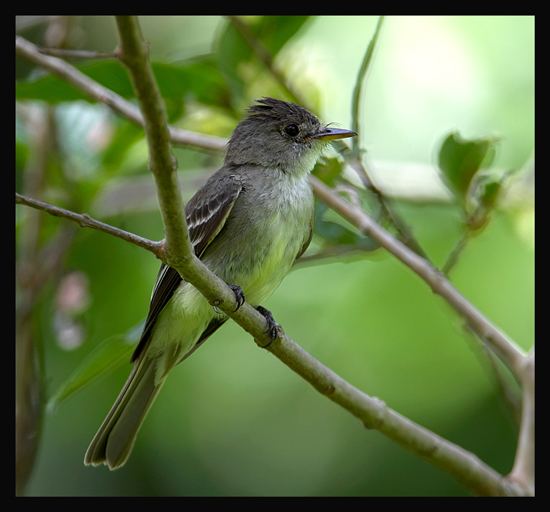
(284, 124), (299, 137)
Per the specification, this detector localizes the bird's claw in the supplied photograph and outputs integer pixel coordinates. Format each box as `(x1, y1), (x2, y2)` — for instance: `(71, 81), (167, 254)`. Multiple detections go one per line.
(255, 306), (281, 344)
(229, 284), (246, 312)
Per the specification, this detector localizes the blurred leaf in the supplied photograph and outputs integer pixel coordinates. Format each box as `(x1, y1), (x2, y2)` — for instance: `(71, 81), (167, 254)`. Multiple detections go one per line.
(16, 138), (28, 172)
(179, 57), (233, 107)
(314, 201), (378, 250)
(16, 61), (132, 103)
(437, 131), (497, 203)
(16, 57), (230, 108)
(466, 172), (509, 231)
(313, 156), (344, 186)
(216, 16), (310, 103)
(477, 175), (503, 211)
(47, 323), (142, 412)
(100, 120), (142, 172)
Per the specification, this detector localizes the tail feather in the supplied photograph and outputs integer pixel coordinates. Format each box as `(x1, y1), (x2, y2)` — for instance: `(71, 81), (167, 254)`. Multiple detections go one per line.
(84, 358), (165, 470)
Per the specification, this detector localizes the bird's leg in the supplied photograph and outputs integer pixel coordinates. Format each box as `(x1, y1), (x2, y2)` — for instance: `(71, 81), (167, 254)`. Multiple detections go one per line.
(228, 284), (245, 311)
(255, 306), (281, 344)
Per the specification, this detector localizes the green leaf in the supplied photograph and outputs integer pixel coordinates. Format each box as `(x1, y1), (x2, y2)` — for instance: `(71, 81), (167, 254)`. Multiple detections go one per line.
(216, 16), (311, 104)
(16, 57), (231, 108)
(16, 138), (28, 173)
(16, 61), (133, 103)
(437, 131), (497, 203)
(465, 171), (509, 231)
(153, 57), (231, 107)
(313, 156), (344, 186)
(47, 323), (142, 412)
(477, 175), (503, 211)
(100, 120), (143, 172)
(314, 201), (378, 250)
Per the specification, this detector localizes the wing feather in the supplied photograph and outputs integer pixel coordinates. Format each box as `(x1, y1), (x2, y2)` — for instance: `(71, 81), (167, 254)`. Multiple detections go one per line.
(131, 174), (242, 362)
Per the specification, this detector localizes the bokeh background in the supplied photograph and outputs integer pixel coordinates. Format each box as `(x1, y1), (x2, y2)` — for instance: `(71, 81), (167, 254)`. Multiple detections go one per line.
(15, 15), (534, 496)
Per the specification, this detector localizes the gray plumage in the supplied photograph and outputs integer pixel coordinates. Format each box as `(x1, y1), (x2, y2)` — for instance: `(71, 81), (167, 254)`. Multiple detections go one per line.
(84, 97), (356, 470)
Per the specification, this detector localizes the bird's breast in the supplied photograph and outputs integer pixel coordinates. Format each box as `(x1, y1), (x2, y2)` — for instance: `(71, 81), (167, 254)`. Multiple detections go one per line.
(205, 174), (313, 306)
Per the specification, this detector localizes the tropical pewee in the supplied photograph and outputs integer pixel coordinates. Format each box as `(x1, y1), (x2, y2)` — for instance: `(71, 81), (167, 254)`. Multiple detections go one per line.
(84, 97), (356, 469)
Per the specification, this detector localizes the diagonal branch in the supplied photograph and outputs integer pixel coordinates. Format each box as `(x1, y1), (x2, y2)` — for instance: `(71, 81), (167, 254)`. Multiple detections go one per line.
(16, 193), (163, 257)
(309, 177), (527, 379)
(38, 48), (119, 59)
(15, 36), (226, 152)
(15, 192), (525, 496)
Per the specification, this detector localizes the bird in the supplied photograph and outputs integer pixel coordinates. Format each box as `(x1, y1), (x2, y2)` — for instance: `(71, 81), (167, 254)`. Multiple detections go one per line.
(84, 97), (356, 469)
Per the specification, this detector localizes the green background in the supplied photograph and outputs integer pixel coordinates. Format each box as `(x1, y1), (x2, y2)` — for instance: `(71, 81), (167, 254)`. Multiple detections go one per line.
(16, 16), (534, 496)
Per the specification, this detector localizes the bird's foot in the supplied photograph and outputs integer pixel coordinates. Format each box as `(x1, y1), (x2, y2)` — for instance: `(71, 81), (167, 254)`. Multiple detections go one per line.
(228, 284), (246, 311)
(255, 306), (282, 346)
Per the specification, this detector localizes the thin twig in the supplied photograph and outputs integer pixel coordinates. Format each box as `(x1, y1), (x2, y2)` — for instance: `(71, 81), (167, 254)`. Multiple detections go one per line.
(15, 193), (164, 258)
(39, 47), (119, 60)
(351, 16), (384, 156)
(443, 229), (471, 275)
(294, 244), (374, 269)
(226, 16), (309, 108)
(482, 345), (522, 426)
(443, 203), (493, 276)
(461, 324), (521, 426)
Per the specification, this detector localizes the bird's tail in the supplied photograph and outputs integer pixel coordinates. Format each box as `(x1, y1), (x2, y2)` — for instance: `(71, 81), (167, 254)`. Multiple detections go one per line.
(84, 357), (165, 470)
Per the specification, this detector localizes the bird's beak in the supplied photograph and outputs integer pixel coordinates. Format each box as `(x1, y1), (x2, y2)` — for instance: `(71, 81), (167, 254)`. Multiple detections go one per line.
(311, 127), (357, 140)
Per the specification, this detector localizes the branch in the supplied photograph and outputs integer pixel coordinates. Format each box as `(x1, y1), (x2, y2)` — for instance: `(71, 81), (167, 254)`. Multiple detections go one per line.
(15, 35), (226, 152)
(509, 349), (535, 494)
(15, 196), (524, 497)
(309, 176), (527, 380)
(15, 193), (163, 257)
(38, 47), (119, 59)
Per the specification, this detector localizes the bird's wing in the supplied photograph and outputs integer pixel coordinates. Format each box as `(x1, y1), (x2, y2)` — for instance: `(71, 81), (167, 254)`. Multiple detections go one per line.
(131, 175), (243, 362)
(295, 217), (313, 261)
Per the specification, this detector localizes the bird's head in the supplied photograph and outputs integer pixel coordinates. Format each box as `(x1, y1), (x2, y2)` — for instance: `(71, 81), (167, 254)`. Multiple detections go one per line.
(225, 97), (356, 176)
